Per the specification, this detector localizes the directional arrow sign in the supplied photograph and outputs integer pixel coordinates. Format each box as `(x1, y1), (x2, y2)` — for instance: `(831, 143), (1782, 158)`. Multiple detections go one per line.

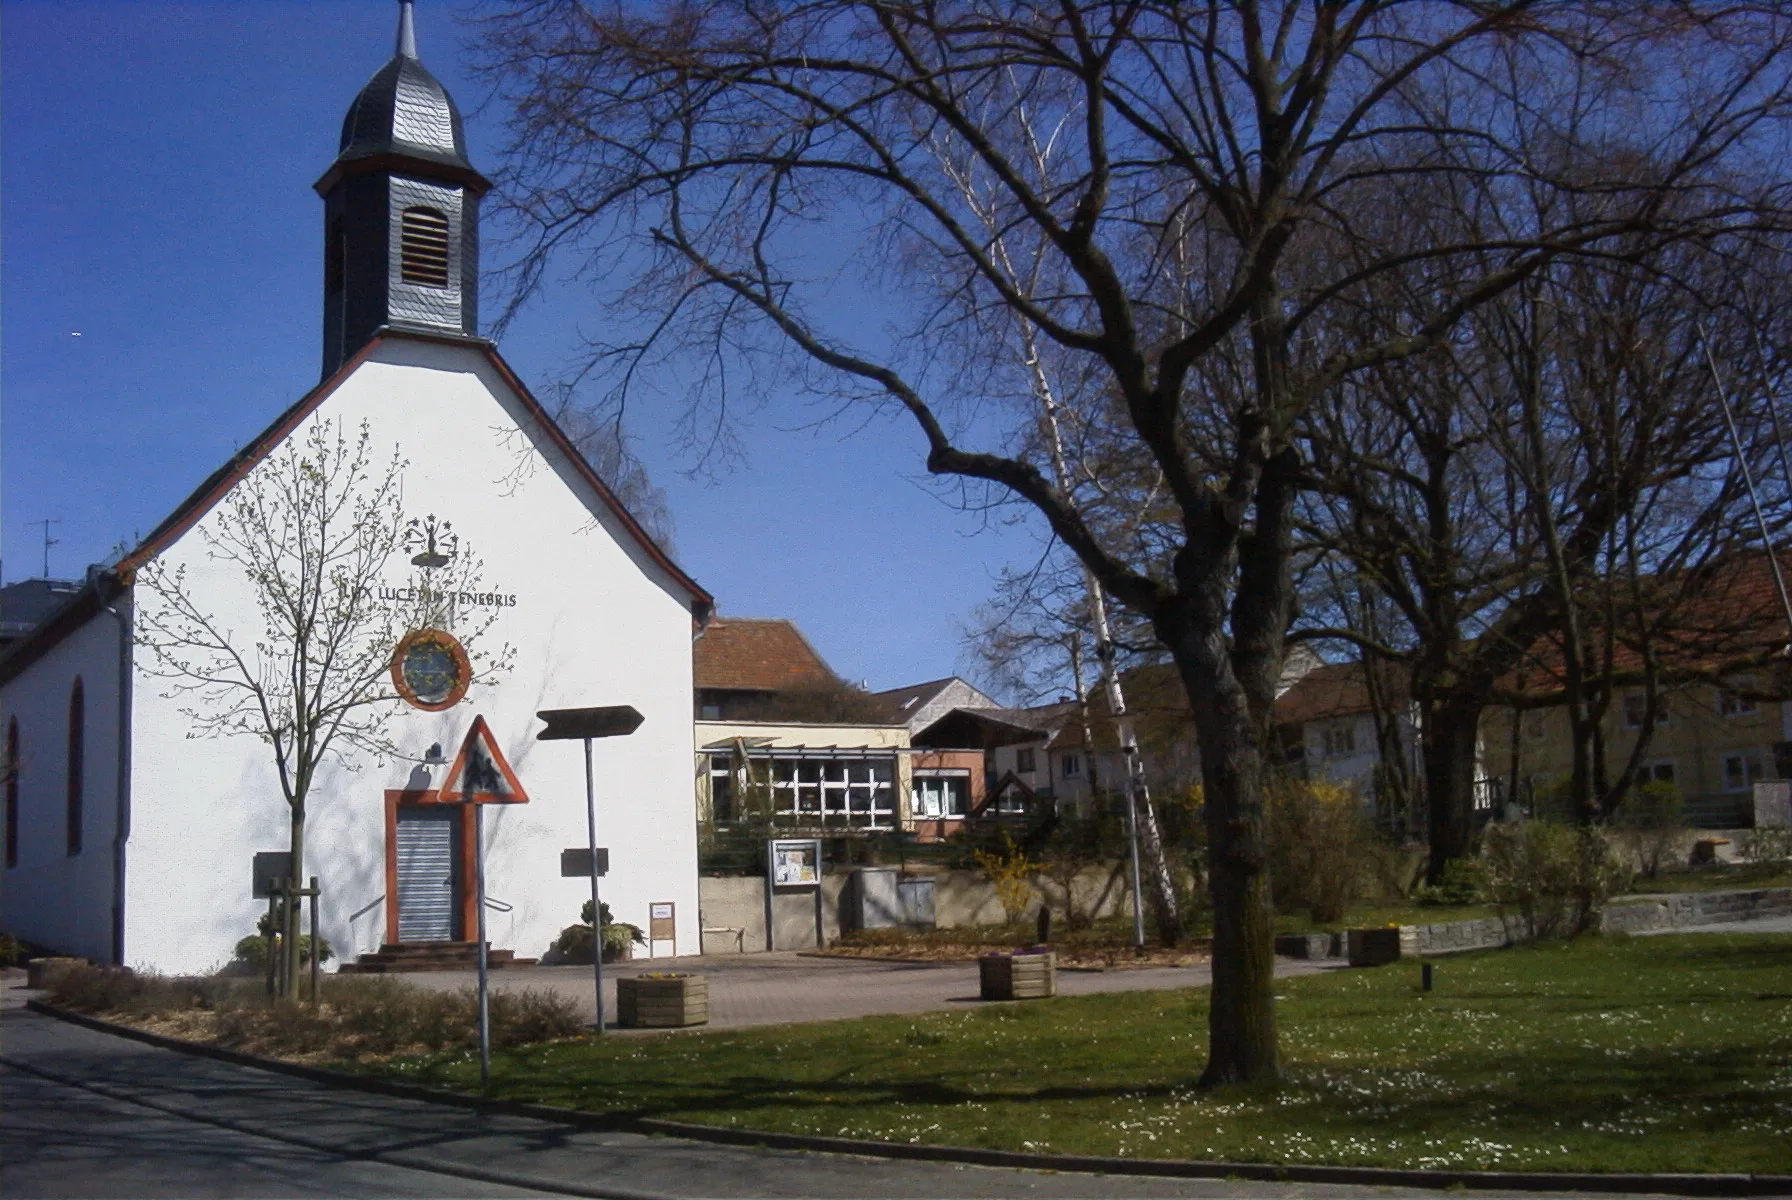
(535, 705), (644, 741)
(437, 715), (529, 804)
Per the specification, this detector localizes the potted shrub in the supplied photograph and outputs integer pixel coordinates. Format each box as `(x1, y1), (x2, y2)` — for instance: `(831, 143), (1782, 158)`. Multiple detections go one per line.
(547, 901), (647, 964)
(979, 947), (1055, 1000)
(616, 972), (709, 1027)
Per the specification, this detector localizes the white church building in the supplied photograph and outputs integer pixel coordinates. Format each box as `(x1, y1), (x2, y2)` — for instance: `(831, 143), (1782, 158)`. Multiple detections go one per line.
(0, 4), (712, 975)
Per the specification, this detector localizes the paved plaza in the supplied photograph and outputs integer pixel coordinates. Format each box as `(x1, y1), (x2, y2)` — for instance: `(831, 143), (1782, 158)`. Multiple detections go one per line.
(394, 950), (1340, 1029)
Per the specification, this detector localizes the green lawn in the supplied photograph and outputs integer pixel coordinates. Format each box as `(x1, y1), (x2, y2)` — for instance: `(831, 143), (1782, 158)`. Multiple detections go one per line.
(357, 933), (1792, 1174)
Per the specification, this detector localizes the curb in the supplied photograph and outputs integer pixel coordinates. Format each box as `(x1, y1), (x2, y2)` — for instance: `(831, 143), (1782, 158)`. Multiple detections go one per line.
(22, 999), (1792, 1197)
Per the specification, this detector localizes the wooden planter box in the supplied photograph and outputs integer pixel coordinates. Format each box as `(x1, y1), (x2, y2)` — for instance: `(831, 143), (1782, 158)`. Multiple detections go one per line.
(616, 973), (709, 1028)
(1347, 927), (1402, 967)
(979, 951), (1055, 1000)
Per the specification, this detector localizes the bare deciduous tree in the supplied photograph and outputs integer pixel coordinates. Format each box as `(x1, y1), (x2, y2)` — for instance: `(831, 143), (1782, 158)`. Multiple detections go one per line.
(478, 1), (1792, 1084)
(132, 420), (510, 994)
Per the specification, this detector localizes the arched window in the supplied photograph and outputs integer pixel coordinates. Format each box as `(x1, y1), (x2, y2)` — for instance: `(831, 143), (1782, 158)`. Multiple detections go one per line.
(399, 206), (450, 286)
(5, 718), (18, 869)
(67, 678), (84, 857)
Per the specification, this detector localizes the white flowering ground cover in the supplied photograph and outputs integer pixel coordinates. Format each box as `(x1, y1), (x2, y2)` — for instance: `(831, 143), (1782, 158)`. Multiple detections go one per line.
(361, 933), (1792, 1174)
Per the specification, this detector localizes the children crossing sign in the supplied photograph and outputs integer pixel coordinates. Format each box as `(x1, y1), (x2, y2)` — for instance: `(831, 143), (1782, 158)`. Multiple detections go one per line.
(435, 715), (529, 804)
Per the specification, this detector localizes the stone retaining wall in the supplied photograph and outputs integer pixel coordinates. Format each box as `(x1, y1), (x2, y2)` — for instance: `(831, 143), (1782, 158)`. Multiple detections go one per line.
(1273, 887), (1792, 961)
(1598, 887), (1792, 934)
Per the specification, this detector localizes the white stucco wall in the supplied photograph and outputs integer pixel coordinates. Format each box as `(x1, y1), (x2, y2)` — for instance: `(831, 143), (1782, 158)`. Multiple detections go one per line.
(1303, 714), (1384, 794)
(122, 337), (701, 974)
(0, 607), (126, 962)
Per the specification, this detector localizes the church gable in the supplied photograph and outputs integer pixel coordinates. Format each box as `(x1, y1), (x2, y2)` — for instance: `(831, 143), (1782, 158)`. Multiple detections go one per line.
(114, 331), (709, 621)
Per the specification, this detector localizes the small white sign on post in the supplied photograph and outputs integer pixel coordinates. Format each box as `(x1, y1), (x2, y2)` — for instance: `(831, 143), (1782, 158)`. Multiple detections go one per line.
(649, 901), (676, 957)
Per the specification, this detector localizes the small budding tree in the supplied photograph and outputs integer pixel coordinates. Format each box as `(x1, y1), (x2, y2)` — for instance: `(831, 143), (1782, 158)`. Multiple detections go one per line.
(133, 419), (510, 994)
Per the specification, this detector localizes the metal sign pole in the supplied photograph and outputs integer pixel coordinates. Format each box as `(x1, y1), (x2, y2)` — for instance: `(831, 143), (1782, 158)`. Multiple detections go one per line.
(474, 804), (491, 1089)
(585, 737), (606, 1036)
(535, 704), (643, 1038)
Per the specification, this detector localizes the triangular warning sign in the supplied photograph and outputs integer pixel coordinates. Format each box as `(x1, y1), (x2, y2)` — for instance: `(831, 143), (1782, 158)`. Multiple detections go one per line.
(436, 715), (529, 804)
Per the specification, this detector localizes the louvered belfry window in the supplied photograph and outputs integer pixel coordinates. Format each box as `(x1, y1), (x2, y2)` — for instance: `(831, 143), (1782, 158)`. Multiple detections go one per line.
(399, 206), (451, 286)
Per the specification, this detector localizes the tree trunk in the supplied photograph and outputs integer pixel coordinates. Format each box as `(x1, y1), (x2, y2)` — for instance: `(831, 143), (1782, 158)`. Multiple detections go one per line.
(1422, 698), (1482, 883)
(1161, 614), (1277, 1085)
(285, 806), (305, 1000)
(1192, 702), (1278, 1085)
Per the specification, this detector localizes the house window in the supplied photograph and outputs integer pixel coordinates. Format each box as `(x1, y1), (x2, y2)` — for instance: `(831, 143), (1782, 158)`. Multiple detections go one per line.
(66, 678), (84, 857)
(1322, 724), (1357, 757)
(708, 754), (735, 823)
(399, 206), (451, 286)
(1722, 751), (1765, 792)
(1622, 692), (1668, 730)
(1015, 747), (1036, 774)
(5, 718), (17, 869)
(770, 757), (895, 829)
(1061, 753), (1082, 779)
(912, 771), (970, 819)
(1640, 759), (1676, 785)
(1718, 687), (1759, 717)
(699, 703), (721, 720)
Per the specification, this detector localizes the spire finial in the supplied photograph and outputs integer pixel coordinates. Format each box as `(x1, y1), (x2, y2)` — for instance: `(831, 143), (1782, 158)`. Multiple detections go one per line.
(397, 0), (418, 59)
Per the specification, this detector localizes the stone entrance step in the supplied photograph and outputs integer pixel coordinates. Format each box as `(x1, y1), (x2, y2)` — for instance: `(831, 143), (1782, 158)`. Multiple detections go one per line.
(339, 941), (538, 973)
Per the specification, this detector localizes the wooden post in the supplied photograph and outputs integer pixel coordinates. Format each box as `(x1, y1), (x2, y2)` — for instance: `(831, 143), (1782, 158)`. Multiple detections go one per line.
(308, 876), (320, 1004)
(274, 880), (289, 998)
(474, 804), (491, 1089)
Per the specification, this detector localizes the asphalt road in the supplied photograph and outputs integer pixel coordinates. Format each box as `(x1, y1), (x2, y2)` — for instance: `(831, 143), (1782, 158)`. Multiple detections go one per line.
(1, 969), (1742, 1200)
(2, 1006), (1446, 1200)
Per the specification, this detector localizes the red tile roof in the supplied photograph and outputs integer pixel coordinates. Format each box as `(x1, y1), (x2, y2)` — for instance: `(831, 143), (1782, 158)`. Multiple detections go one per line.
(693, 618), (837, 692)
(1504, 551), (1792, 691)
(1273, 662), (1406, 724)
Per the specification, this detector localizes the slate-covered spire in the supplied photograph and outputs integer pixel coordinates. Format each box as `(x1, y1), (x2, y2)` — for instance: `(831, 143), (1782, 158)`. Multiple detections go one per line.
(317, 1), (490, 379)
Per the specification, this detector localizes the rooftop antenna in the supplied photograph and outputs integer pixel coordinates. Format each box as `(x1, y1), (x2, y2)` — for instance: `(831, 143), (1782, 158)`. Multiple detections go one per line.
(396, 0), (417, 59)
(28, 518), (60, 579)
(1700, 323), (1792, 656)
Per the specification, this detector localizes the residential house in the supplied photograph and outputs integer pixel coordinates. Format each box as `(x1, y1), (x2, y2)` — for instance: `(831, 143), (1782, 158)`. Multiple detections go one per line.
(870, 677), (1043, 839)
(987, 646), (1326, 816)
(1480, 552), (1792, 827)
(693, 618), (909, 834)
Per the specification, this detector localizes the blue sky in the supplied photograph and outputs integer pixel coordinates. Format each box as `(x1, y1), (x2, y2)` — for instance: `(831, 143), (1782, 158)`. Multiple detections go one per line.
(2, 0), (1045, 694)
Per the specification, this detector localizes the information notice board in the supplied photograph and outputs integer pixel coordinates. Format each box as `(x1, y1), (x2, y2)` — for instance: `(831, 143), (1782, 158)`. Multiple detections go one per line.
(764, 838), (823, 951)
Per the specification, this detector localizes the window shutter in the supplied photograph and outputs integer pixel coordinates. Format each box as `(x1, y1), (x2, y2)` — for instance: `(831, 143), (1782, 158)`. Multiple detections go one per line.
(399, 207), (451, 286)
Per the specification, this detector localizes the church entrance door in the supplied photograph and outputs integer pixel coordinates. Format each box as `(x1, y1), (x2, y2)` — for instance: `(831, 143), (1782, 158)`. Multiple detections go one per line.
(394, 806), (462, 941)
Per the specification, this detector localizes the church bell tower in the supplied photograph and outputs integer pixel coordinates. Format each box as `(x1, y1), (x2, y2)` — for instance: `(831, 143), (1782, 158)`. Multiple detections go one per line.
(317, 0), (490, 378)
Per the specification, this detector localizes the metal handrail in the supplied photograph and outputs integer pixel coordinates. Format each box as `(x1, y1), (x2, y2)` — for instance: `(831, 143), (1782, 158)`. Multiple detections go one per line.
(483, 896), (514, 913)
(348, 894), (384, 922)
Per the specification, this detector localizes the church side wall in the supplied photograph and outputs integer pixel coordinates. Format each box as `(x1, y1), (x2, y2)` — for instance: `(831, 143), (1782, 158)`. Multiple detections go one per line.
(0, 610), (124, 963)
(124, 339), (701, 974)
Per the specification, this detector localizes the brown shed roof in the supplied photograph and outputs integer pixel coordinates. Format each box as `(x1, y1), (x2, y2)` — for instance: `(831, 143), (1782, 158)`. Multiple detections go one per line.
(693, 618), (837, 692)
